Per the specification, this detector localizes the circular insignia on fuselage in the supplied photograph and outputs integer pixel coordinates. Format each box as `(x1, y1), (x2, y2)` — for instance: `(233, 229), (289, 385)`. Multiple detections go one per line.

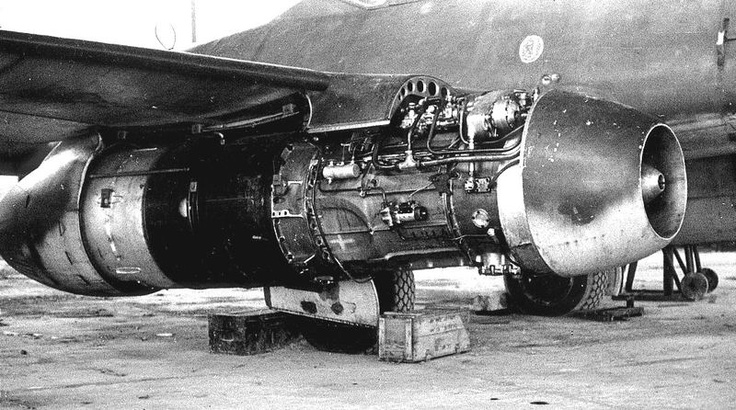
(519, 35), (544, 64)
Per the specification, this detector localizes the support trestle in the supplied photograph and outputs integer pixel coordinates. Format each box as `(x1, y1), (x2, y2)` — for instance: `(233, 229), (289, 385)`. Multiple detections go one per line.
(614, 245), (718, 301)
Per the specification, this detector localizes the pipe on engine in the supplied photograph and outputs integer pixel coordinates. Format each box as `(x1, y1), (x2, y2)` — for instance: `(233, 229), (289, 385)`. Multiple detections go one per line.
(496, 90), (687, 277)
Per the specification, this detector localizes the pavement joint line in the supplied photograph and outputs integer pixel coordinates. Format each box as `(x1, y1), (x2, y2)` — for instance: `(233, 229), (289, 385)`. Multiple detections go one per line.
(14, 374), (219, 392)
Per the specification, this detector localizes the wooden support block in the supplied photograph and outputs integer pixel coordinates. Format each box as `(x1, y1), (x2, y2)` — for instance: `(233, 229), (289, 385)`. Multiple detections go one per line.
(471, 291), (509, 313)
(378, 310), (471, 363)
(574, 306), (645, 322)
(208, 309), (300, 355)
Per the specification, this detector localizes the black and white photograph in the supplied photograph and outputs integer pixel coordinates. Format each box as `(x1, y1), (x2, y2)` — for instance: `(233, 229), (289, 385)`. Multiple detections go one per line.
(0, 0), (734, 408)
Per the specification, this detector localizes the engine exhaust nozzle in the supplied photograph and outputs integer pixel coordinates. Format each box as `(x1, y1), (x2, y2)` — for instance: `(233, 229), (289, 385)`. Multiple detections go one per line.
(641, 164), (665, 205)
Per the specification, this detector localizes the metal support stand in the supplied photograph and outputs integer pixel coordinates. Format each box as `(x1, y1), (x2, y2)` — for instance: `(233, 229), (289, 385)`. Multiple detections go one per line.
(614, 245), (718, 301)
(662, 246), (679, 296)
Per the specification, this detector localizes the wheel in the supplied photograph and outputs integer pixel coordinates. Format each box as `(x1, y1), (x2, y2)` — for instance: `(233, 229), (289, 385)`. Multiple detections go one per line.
(700, 268), (718, 293)
(681, 272), (709, 301)
(374, 265), (415, 313)
(300, 266), (415, 353)
(503, 269), (608, 316)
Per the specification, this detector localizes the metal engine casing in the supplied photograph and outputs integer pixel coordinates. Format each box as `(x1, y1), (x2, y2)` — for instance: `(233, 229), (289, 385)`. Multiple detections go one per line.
(0, 135), (153, 296)
(80, 138), (294, 291)
(0, 136), (294, 295)
(270, 142), (504, 281)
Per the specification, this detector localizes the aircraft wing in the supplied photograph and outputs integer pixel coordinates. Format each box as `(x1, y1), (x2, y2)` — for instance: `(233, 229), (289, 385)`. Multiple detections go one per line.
(0, 30), (413, 158)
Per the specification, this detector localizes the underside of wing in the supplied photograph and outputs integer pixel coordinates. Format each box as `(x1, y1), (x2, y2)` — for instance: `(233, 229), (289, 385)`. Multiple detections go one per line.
(0, 30), (333, 147)
(0, 30), (427, 163)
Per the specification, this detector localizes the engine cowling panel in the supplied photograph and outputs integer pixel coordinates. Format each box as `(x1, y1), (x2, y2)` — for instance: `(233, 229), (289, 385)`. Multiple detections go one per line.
(497, 90), (687, 277)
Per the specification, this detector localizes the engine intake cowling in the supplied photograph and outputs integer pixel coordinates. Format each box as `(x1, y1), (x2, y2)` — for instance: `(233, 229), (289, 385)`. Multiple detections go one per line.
(497, 90), (686, 277)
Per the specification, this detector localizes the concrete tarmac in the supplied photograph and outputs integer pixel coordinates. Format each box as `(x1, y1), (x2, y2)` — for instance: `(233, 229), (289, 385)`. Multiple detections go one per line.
(1, 252), (735, 409)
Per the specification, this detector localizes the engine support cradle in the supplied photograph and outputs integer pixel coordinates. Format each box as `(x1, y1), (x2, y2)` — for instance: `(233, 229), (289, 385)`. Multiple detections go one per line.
(265, 280), (380, 327)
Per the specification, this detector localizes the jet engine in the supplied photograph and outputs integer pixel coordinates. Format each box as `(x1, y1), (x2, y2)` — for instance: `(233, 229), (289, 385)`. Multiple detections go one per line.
(0, 78), (686, 297)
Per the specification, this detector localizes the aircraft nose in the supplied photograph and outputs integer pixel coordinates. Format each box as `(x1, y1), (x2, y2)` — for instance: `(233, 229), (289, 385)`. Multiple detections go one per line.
(641, 163), (666, 204)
